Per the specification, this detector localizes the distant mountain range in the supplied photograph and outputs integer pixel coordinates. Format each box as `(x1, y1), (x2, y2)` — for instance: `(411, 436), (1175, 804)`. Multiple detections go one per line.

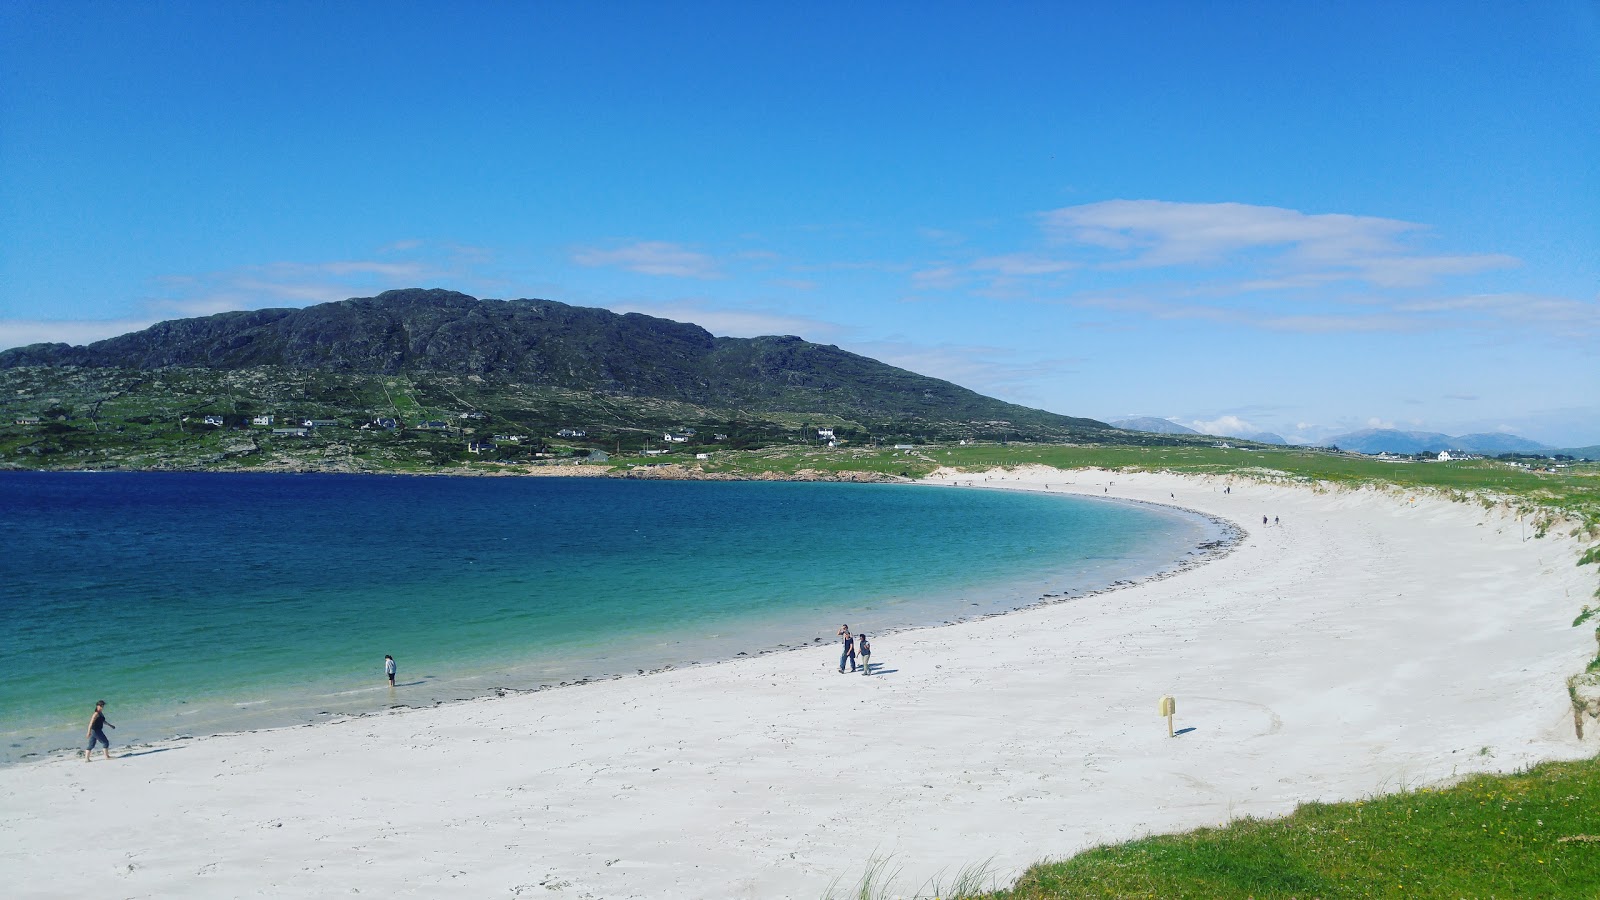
(1112, 416), (1285, 445)
(1113, 418), (1594, 459)
(1111, 416), (1199, 435)
(1323, 428), (1553, 456)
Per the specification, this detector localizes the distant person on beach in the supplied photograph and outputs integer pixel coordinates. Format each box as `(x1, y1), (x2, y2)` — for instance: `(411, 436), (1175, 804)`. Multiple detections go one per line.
(858, 633), (871, 674)
(385, 654), (396, 687)
(1263, 515), (1268, 525)
(85, 700), (114, 762)
(1274, 516), (1279, 525)
(838, 626), (857, 673)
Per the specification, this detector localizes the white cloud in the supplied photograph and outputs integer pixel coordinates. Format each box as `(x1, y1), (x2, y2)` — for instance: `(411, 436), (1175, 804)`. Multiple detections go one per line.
(970, 254), (1077, 276)
(1039, 200), (1519, 290)
(848, 340), (1084, 409)
(0, 242), (495, 350)
(0, 318), (159, 350)
(1042, 200), (1417, 267)
(572, 241), (722, 279)
(1185, 414), (1261, 438)
(910, 266), (966, 290)
(604, 301), (842, 340)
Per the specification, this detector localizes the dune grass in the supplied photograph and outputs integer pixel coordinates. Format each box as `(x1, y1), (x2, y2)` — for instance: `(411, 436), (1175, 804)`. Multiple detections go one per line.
(983, 755), (1600, 899)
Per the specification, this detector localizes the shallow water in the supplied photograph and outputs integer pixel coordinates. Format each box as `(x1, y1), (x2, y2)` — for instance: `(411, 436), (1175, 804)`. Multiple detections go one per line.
(0, 471), (1226, 762)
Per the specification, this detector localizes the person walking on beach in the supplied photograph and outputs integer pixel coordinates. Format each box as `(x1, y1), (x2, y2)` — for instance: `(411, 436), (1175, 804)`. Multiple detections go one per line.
(838, 625), (857, 673)
(85, 700), (114, 762)
(385, 654), (396, 687)
(858, 633), (871, 675)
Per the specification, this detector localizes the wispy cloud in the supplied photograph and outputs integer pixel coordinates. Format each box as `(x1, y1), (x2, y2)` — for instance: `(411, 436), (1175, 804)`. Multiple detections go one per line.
(0, 318), (160, 350)
(848, 339), (1085, 410)
(572, 241), (722, 279)
(900, 199), (1581, 339)
(604, 300), (843, 340)
(1040, 199), (1518, 286)
(0, 242), (493, 350)
(1185, 414), (1264, 437)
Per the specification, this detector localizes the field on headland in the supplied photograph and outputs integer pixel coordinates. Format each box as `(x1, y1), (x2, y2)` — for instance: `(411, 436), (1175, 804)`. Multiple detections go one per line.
(3, 447), (1597, 899)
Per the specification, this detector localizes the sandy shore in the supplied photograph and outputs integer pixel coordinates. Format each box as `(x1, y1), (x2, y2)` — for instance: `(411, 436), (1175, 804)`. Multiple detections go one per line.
(2, 468), (1595, 898)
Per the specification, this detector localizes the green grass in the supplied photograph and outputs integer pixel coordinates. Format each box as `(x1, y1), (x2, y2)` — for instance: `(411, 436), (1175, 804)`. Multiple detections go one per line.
(984, 756), (1600, 900)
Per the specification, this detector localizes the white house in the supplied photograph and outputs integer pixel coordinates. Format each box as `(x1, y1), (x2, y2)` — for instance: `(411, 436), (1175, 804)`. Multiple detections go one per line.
(251, 415), (274, 426)
(817, 428), (835, 440)
(202, 415), (225, 427)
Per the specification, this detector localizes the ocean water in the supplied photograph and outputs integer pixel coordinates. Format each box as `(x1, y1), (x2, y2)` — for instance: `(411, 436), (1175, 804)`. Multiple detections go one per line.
(0, 471), (1227, 762)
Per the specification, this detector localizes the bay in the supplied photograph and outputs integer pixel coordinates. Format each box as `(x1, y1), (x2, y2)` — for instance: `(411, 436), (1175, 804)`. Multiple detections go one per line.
(0, 471), (1227, 763)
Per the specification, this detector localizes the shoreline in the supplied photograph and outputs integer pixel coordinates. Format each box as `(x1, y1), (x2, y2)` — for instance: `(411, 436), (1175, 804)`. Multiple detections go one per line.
(3, 477), (1236, 767)
(2, 468), (1594, 898)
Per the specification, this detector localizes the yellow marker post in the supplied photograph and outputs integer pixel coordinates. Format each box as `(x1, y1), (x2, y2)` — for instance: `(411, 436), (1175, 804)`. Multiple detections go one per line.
(1158, 695), (1176, 737)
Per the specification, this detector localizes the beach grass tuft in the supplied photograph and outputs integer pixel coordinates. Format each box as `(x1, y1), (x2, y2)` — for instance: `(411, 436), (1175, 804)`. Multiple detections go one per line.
(824, 855), (1000, 900)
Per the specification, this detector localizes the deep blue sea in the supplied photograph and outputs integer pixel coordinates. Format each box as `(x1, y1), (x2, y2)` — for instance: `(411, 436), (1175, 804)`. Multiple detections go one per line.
(0, 472), (1226, 763)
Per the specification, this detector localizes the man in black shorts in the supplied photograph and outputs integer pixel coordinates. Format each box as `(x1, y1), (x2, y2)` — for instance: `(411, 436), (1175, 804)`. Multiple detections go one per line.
(85, 700), (114, 762)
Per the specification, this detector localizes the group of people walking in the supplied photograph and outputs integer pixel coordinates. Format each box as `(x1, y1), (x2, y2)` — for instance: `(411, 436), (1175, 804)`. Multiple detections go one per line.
(837, 625), (872, 674)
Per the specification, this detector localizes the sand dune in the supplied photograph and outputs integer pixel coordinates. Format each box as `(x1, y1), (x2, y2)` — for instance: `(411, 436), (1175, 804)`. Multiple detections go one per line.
(2, 468), (1594, 898)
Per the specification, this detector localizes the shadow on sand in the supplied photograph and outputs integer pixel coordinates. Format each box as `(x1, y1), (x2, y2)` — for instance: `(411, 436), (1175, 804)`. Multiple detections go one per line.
(116, 747), (180, 759)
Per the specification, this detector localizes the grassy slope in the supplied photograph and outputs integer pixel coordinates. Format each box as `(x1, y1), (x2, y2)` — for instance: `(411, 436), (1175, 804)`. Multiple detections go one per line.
(992, 756), (1600, 899)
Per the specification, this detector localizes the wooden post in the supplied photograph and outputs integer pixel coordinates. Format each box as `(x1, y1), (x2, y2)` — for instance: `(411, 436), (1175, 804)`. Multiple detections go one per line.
(1158, 695), (1176, 737)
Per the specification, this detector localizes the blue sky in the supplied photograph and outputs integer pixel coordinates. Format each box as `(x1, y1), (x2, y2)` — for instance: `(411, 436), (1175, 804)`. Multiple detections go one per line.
(3, 2), (1597, 446)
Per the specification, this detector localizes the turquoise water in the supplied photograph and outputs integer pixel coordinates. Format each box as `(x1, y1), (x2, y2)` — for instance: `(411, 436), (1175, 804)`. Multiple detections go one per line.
(0, 472), (1226, 762)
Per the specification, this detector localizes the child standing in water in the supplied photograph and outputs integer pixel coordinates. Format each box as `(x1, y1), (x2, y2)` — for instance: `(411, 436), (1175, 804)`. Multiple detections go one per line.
(384, 654), (396, 687)
(858, 633), (871, 674)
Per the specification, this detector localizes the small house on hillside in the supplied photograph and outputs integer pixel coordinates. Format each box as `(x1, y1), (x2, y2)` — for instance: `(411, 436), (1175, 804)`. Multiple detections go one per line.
(202, 415), (225, 427)
(467, 440), (497, 454)
(272, 427), (310, 437)
(251, 415), (274, 427)
(14, 415), (40, 425)
(557, 428), (586, 438)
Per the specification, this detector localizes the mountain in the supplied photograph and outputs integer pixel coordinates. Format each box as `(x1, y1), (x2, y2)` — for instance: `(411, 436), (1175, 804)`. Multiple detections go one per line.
(0, 289), (1114, 441)
(1111, 417), (1199, 435)
(1237, 431), (1287, 445)
(1327, 428), (1550, 455)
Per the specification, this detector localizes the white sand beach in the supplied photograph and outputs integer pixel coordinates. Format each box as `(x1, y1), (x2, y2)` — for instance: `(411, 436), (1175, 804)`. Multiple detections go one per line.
(2, 469), (1595, 898)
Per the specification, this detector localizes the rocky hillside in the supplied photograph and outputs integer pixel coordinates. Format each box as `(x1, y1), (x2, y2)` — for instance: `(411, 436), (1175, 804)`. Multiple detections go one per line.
(1, 289), (1109, 436)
